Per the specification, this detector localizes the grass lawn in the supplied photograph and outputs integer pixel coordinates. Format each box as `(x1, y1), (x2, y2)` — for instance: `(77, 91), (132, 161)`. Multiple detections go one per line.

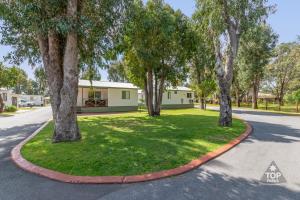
(21, 108), (246, 176)
(0, 112), (15, 117)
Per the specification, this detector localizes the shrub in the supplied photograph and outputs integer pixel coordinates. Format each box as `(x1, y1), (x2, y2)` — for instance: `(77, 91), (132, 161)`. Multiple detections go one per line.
(5, 105), (17, 112)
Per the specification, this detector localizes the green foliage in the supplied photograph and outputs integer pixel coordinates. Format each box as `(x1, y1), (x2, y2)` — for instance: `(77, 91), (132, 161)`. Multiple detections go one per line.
(0, 0), (133, 68)
(285, 89), (300, 104)
(195, 0), (273, 38)
(5, 105), (17, 112)
(34, 66), (47, 95)
(189, 22), (216, 102)
(0, 63), (26, 89)
(235, 24), (277, 90)
(262, 42), (300, 100)
(21, 109), (245, 176)
(122, 0), (191, 88)
(107, 61), (128, 82)
(80, 65), (101, 84)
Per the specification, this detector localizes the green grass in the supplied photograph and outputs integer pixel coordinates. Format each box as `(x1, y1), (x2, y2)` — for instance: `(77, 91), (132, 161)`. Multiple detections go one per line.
(0, 112), (15, 117)
(21, 108), (246, 176)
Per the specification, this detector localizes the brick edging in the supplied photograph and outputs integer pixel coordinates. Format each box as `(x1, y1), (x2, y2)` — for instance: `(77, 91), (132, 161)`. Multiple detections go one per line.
(11, 120), (252, 184)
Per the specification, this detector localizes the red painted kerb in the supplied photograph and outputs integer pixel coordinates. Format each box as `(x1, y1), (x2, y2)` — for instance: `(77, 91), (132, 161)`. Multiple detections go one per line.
(11, 120), (252, 184)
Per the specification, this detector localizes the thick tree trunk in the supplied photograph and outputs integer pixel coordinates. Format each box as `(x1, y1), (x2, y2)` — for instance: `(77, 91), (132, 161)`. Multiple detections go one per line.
(0, 94), (4, 113)
(218, 81), (232, 126)
(252, 85), (258, 109)
(145, 68), (165, 117)
(37, 0), (81, 143)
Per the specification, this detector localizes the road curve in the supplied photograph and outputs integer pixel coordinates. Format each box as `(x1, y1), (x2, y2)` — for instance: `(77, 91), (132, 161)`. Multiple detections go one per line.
(0, 107), (300, 200)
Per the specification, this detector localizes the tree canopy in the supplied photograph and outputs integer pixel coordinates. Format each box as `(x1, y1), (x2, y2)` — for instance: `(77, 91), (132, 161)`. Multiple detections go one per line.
(122, 0), (192, 116)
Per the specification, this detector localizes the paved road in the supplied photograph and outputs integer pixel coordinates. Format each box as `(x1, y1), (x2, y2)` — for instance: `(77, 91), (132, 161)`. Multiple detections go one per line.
(0, 107), (300, 200)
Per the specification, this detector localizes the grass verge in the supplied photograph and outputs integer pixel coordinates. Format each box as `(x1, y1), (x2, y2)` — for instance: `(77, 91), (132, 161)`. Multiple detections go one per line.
(21, 108), (246, 176)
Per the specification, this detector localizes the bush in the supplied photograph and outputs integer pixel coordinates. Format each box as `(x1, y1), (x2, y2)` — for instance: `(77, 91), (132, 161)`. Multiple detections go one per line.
(5, 105), (17, 112)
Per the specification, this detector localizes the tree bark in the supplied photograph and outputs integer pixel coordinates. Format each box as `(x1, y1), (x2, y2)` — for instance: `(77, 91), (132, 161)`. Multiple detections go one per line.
(200, 93), (205, 110)
(213, 1), (240, 127)
(235, 90), (240, 107)
(0, 94), (4, 113)
(218, 80), (232, 126)
(37, 0), (81, 143)
(252, 84), (258, 109)
(146, 68), (154, 116)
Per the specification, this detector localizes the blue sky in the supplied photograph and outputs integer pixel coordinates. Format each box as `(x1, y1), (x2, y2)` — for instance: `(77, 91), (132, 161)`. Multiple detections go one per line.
(1, 0), (300, 79)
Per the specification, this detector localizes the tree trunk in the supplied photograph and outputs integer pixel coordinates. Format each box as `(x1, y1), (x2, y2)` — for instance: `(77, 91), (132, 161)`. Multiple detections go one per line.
(146, 68), (154, 116)
(252, 84), (258, 109)
(235, 90), (240, 107)
(297, 101), (299, 113)
(0, 94), (4, 113)
(154, 75), (165, 116)
(200, 93), (205, 110)
(37, 0), (81, 143)
(218, 81), (232, 126)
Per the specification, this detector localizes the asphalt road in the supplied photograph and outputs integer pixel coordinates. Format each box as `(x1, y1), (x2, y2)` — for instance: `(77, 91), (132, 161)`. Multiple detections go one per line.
(0, 107), (300, 200)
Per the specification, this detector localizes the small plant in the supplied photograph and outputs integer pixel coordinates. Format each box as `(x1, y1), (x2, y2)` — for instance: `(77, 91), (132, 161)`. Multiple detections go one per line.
(5, 105), (17, 112)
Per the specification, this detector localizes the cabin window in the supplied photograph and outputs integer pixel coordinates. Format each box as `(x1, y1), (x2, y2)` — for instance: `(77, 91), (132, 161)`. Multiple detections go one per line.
(88, 91), (101, 99)
(2, 93), (7, 101)
(122, 91), (130, 99)
(187, 93), (192, 98)
(95, 91), (101, 99)
(167, 91), (171, 99)
(174, 91), (177, 94)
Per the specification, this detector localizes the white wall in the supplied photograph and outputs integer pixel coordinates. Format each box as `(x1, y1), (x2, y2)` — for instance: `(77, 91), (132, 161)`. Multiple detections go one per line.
(0, 90), (19, 107)
(77, 87), (108, 107)
(19, 95), (43, 106)
(162, 90), (194, 105)
(108, 88), (138, 107)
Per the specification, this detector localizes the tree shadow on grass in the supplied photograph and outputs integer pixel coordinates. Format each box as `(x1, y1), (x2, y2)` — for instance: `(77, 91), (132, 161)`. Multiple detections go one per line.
(30, 113), (245, 176)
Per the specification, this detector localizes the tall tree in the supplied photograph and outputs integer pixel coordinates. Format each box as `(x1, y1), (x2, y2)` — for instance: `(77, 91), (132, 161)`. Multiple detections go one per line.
(107, 61), (128, 82)
(237, 24), (277, 109)
(9, 66), (28, 94)
(80, 65), (102, 83)
(263, 43), (300, 106)
(194, 0), (272, 126)
(34, 66), (47, 95)
(189, 23), (216, 110)
(0, 63), (22, 112)
(123, 0), (191, 116)
(1, 0), (132, 142)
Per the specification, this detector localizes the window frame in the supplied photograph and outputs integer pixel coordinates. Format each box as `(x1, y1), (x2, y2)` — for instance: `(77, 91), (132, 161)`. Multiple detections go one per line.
(2, 93), (7, 101)
(122, 91), (130, 100)
(167, 91), (171, 99)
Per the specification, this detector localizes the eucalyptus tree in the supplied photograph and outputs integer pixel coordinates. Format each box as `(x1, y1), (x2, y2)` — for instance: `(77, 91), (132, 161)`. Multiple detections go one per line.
(0, 0), (132, 142)
(194, 0), (272, 126)
(9, 66), (28, 94)
(237, 24), (277, 109)
(264, 43), (300, 106)
(0, 63), (23, 112)
(34, 66), (47, 95)
(123, 0), (191, 116)
(107, 61), (128, 82)
(189, 23), (216, 110)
